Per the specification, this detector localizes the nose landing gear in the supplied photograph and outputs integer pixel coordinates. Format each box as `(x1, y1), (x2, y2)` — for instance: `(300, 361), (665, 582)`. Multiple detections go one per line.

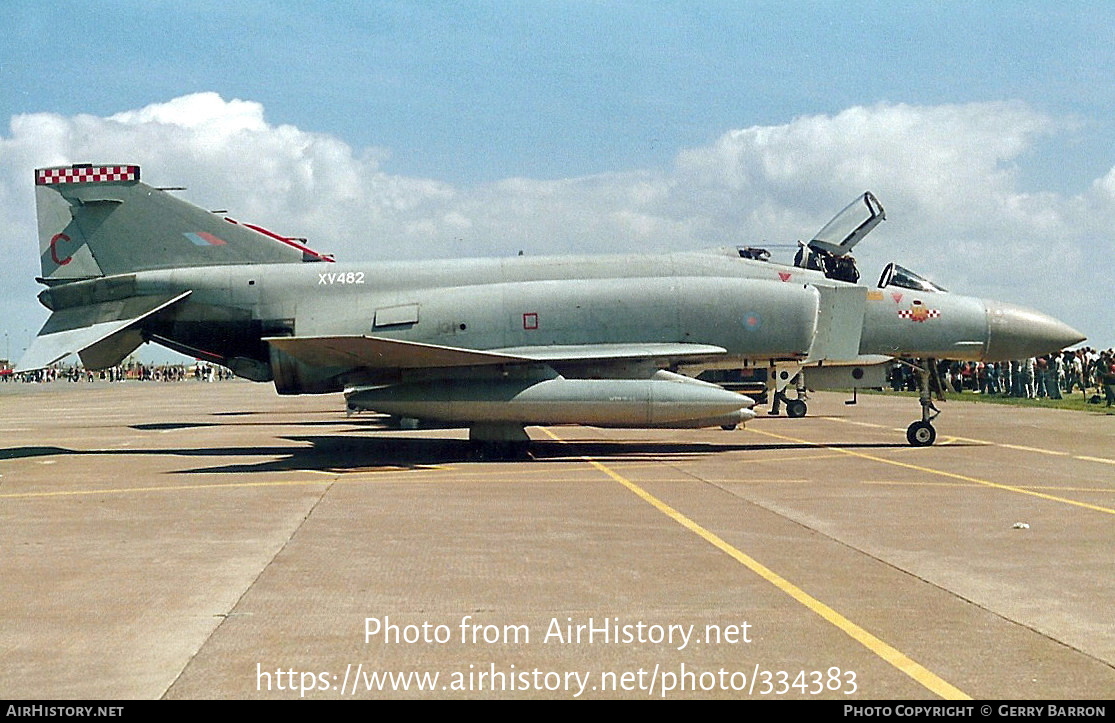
(905, 358), (944, 446)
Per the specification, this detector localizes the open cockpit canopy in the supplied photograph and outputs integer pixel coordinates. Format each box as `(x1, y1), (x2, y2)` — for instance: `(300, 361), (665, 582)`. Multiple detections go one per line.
(809, 191), (885, 257)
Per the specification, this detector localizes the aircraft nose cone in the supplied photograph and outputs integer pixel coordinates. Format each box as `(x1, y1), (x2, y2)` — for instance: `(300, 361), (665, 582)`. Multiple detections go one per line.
(984, 300), (1086, 360)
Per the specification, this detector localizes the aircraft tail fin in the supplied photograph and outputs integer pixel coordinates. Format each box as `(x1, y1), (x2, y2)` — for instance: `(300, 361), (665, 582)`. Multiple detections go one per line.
(35, 164), (327, 283)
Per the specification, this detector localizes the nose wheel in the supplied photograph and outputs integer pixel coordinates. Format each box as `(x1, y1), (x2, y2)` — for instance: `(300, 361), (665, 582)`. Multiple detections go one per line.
(906, 420), (937, 446)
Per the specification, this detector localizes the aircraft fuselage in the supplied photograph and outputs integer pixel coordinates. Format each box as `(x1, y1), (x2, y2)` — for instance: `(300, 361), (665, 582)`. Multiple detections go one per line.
(39, 249), (1073, 395)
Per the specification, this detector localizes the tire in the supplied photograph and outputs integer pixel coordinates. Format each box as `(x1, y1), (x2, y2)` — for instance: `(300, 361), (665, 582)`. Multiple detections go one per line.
(786, 399), (808, 418)
(906, 421), (936, 447)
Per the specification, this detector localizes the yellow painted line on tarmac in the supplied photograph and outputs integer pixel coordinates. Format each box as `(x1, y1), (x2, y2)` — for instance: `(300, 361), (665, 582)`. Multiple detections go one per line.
(825, 418), (889, 429)
(0, 479), (332, 499)
(748, 427), (1115, 516)
(862, 480), (977, 488)
(931, 435), (1114, 466)
(1016, 484), (1115, 492)
(0, 475), (437, 499)
(990, 442), (1068, 457)
(920, 436), (1115, 466)
(743, 452), (850, 465)
(539, 427), (970, 700)
(0, 463), (629, 499)
(1075, 455), (1115, 466)
(0, 466), (462, 498)
(865, 480), (1115, 494)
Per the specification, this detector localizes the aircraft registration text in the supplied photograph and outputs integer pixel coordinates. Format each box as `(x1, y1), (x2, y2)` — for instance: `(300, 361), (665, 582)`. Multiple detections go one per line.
(319, 272), (366, 285)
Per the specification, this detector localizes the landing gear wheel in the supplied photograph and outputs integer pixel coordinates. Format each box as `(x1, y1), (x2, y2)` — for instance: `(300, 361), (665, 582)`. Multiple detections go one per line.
(906, 421), (937, 447)
(786, 399), (808, 418)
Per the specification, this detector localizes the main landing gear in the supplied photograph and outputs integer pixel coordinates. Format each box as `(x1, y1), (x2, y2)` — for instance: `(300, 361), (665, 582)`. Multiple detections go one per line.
(785, 397), (808, 418)
(469, 423), (533, 460)
(768, 363), (808, 418)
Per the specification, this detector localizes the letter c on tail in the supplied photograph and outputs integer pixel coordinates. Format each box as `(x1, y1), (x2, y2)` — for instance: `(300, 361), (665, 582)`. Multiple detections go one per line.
(50, 233), (73, 266)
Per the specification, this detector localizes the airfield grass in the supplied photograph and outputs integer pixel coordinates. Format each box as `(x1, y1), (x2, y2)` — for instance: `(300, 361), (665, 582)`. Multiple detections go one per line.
(859, 388), (1115, 415)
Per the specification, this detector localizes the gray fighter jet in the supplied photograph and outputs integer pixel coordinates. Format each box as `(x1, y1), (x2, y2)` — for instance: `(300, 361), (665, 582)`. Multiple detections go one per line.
(19, 164), (1084, 454)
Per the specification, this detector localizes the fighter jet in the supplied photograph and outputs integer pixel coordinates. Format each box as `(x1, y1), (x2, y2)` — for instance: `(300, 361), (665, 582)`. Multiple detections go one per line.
(18, 164), (1084, 454)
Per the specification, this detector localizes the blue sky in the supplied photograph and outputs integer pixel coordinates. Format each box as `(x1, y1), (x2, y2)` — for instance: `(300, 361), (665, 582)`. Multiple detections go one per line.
(2, 1), (1113, 358)
(6, 2), (1113, 186)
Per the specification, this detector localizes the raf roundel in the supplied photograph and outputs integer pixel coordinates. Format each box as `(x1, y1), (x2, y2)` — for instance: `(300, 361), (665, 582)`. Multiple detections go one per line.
(742, 312), (762, 331)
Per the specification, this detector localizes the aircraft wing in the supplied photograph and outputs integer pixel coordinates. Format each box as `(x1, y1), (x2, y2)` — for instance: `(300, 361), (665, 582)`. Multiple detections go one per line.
(263, 335), (531, 369)
(17, 291), (192, 372)
(264, 335), (727, 371)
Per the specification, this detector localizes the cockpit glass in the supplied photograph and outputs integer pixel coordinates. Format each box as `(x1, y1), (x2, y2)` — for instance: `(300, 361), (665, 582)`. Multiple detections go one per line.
(814, 197), (870, 248)
(809, 191), (885, 255)
(877, 263), (948, 293)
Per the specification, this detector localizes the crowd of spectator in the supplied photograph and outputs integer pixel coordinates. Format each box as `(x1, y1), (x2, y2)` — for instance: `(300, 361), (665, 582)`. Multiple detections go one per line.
(890, 348), (1115, 407)
(0, 361), (234, 384)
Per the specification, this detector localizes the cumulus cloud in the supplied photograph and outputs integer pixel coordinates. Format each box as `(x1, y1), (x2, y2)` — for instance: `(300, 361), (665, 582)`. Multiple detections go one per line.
(676, 102), (1055, 228)
(1, 92), (1111, 357)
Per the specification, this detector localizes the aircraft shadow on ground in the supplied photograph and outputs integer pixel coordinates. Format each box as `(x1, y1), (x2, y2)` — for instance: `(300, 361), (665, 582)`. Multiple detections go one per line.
(174, 435), (925, 473)
(129, 415), (389, 432)
(0, 429), (976, 472)
(186, 434), (977, 473)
